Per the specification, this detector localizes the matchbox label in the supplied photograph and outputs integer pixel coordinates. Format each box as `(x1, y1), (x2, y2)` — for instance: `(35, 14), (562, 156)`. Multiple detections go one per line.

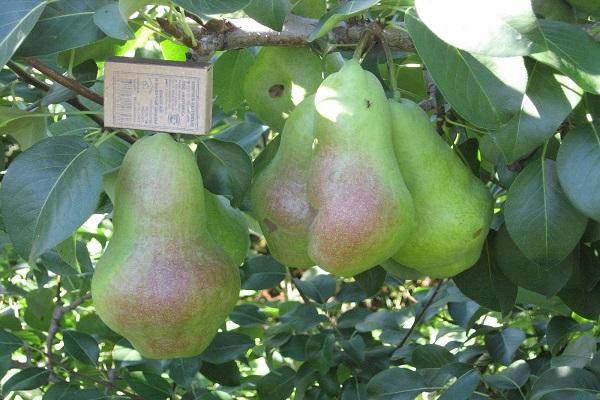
(104, 57), (212, 135)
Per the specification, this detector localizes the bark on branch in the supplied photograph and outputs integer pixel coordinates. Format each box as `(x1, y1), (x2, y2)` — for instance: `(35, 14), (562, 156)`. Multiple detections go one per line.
(170, 14), (599, 58)
(160, 15), (415, 57)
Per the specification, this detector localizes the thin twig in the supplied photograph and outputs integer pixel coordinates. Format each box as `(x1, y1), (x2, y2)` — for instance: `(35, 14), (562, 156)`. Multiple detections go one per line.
(6, 61), (50, 91)
(397, 280), (445, 349)
(26, 58), (104, 105)
(46, 291), (92, 381)
(6, 61), (136, 144)
(157, 17), (200, 51)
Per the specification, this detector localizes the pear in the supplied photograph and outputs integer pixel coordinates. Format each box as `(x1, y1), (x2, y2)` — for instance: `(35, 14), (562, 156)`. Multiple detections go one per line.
(104, 167), (249, 267)
(243, 47), (323, 132)
(204, 193), (249, 266)
(92, 133), (240, 359)
(250, 96), (316, 268)
(389, 99), (493, 278)
(309, 60), (416, 276)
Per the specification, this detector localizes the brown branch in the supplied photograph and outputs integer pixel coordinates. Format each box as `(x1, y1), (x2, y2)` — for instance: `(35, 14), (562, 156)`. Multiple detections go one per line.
(46, 291), (92, 381)
(397, 280), (445, 349)
(26, 58), (104, 106)
(183, 15), (414, 56)
(7, 61), (136, 144)
(6, 61), (50, 91)
(157, 17), (200, 51)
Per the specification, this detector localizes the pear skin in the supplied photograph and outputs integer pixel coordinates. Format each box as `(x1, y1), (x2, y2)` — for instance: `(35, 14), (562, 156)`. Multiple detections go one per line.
(104, 165), (249, 267)
(204, 193), (249, 267)
(389, 99), (493, 278)
(309, 60), (416, 277)
(92, 133), (240, 359)
(243, 47), (323, 132)
(250, 96), (316, 268)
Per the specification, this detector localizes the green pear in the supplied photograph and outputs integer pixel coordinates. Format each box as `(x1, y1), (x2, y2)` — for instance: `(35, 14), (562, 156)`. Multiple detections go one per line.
(104, 166), (249, 267)
(243, 47), (323, 132)
(250, 96), (316, 268)
(309, 60), (416, 276)
(389, 99), (493, 278)
(204, 193), (249, 266)
(92, 133), (240, 359)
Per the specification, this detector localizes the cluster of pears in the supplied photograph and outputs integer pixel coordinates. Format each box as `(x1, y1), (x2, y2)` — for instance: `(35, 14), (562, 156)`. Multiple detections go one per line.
(251, 58), (493, 278)
(92, 133), (249, 359)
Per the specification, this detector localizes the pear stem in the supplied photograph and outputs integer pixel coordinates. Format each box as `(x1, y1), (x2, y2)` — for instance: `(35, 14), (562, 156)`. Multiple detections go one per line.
(352, 28), (375, 61)
(377, 29), (400, 100)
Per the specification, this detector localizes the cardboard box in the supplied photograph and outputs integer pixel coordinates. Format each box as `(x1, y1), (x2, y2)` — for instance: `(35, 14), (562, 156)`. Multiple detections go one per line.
(104, 57), (212, 135)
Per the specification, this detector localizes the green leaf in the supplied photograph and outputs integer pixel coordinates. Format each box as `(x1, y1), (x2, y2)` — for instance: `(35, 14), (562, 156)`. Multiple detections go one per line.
(200, 332), (254, 364)
(160, 39), (188, 61)
(62, 329), (99, 365)
(438, 369), (480, 400)
(2, 367), (49, 393)
(341, 379), (368, 400)
(292, 0), (326, 18)
(241, 255), (286, 290)
(43, 383), (104, 400)
(341, 336), (366, 365)
(294, 274), (337, 304)
(532, 19), (600, 94)
(169, 357), (202, 388)
(200, 361), (240, 386)
(0, 330), (22, 357)
(405, 10), (528, 129)
(483, 360), (530, 390)
(557, 122), (600, 221)
(305, 333), (334, 374)
(230, 304), (266, 326)
(182, 388), (219, 400)
(93, 3), (134, 40)
(308, 0), (380, 42)
(280, 304), (327, 332)
(119, 0), (158, 18)
(214, 119), (268, 153)
(454, 239), (517, 315)
(559, 280), (600, 319)
(530, 367), (600, 400)
(245, 0), (292, 31)
(366, 368), (428, 400)
(0, 0), (46, 69)
(0, 107), (47, 150)
(551, 334), (595, 368)
(546, 316), (582, 353)
(485, 328), (526, 366)
(411, 344), (455, 368)
(17, 0), (113, 56)
(24, 288), (55, 331)
(174, 0), (251, 15)
(196, 138), (253, 207)
(492, 61), (583, 163)
(504, 157), (587, 266)
(257, 366), (296, 400)
(124, 372), (172, 400)
(0, 136), (103, 261)
(354, 266), (387, 297)
(213, 50), (254, 112)
(41, 250), (80, 276)
(493, 225), (574, 297)
(415, 0), (544, 56)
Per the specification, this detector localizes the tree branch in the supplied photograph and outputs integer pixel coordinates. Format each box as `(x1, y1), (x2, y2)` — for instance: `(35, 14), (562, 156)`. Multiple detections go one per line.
(46, 291), (92, 380)
(26, 58), (104, 106)
(178, 15), (414, 56)
(397, 280), (445, 349)
(7, 61), (136, 144)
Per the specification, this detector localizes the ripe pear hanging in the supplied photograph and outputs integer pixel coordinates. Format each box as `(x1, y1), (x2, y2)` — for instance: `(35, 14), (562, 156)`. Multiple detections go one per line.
(252, 60), (416, 277)
(389, 98), (493, 277)
(92, 133), (240, 359)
